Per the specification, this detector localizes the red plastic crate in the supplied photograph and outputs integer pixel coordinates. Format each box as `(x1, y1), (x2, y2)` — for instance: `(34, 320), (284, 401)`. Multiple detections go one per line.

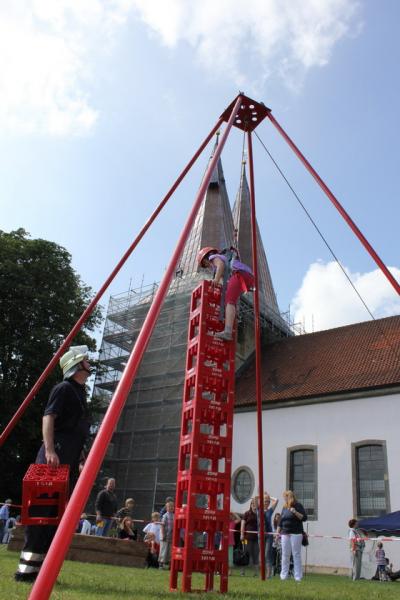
(170, 280), (235, 593)
(21, 464), (69, 526)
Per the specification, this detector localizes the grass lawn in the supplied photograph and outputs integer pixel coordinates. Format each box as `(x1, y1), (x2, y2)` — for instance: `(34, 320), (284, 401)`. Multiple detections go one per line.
(1, 547), (397, 599)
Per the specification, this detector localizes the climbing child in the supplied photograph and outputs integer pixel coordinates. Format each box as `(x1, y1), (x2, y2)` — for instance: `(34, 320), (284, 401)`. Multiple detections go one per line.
(197, 247), (254, 341)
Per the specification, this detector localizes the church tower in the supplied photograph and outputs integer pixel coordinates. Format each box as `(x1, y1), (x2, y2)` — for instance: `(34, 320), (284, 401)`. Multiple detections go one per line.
(174, 137), (235, 281)
(94, 143), (290, 518)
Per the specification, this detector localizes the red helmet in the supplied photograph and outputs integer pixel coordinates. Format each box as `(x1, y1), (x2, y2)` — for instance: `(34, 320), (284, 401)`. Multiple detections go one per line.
(197, 246), (218, 267)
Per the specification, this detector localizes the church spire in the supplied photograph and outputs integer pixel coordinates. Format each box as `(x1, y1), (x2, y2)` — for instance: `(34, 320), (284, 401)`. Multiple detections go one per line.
(232, 161), (280, 316)
(176, 135), (235, 279)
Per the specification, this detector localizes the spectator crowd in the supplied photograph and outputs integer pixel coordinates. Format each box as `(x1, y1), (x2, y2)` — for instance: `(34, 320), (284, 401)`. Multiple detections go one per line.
(2, 485), (400, 582)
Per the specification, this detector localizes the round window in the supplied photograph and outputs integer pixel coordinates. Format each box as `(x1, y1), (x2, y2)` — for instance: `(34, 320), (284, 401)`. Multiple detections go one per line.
(231, 466), (255, 504)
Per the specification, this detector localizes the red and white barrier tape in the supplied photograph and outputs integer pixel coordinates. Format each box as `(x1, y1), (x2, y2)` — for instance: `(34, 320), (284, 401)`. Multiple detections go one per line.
(232, 529), (400, 542)
(1, 502), (399, 541)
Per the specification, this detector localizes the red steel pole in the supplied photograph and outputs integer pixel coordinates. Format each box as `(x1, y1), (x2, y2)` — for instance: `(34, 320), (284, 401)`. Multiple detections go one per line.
(0, 117), (224, 449)
(247, 131), (266, 580)
(28, 94), (243, 600)
(267, 112), (400, 295)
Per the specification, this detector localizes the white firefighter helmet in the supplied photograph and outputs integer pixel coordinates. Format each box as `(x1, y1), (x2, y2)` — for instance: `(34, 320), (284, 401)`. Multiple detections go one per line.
(59, 345), (89, 379)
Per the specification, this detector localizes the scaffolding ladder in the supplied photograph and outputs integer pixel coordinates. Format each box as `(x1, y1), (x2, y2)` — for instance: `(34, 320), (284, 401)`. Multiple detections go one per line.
(170, 280), (236, 593)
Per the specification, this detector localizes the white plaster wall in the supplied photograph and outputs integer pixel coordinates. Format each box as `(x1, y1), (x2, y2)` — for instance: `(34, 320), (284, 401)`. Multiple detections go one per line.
(231, 393), (400, 570)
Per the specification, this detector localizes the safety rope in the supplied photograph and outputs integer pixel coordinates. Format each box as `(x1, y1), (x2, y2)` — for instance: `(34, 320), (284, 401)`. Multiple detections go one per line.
(254, 130), (400, 364)
(218, 134), (247, 322)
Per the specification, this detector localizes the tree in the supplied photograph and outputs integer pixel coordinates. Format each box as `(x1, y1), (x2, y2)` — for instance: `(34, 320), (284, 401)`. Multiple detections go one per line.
(0, 229), (103, 504)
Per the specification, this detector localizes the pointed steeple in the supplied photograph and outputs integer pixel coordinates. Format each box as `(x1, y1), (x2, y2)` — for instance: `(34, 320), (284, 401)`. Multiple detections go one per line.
(176, 135), (235, 279)
(232, 162), (280, 316)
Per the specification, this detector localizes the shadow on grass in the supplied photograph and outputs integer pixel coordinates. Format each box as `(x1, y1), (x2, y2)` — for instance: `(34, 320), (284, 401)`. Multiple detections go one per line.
(3, 550), (399, 600)
(55, 573), (277, 599)
(57, 581), (273, 600)
(55, 573), (344, 600)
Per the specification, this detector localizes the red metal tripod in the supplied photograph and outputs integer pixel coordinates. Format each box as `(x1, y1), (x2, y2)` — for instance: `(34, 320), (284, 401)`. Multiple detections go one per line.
(6, 92), (394, 600)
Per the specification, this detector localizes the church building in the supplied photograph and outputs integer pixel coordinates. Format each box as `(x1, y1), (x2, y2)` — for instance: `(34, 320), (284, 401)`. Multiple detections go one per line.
(232, 314), (400, 572)
(94, 141), (400, 572)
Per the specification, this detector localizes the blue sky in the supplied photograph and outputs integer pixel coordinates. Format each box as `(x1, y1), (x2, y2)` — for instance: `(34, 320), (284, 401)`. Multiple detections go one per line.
(1, 0), (399, 336)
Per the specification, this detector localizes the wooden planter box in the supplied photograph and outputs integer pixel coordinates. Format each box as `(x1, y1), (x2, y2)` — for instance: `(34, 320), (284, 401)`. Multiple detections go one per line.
(8, 526), (148, 568)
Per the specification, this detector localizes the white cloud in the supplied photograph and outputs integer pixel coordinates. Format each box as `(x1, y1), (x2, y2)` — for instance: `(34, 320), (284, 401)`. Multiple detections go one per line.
(0, 1), (132, 136)
(0, 1), (361, 136)
(130, 0), (362, 92)
(292, 261), (400, 332)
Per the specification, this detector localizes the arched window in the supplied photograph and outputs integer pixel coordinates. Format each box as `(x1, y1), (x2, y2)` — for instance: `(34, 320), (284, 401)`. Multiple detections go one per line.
(352, 441), (390, 517)
(288, 446), (317, 520)
(231, 466), (255, 504)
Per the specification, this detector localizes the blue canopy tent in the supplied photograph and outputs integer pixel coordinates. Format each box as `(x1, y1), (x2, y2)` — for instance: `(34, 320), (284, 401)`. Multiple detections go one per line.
(358, 511), (400, 537)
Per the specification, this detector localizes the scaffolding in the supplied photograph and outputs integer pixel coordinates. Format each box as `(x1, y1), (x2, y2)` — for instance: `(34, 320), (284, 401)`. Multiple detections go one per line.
(93, 275), (296, 519)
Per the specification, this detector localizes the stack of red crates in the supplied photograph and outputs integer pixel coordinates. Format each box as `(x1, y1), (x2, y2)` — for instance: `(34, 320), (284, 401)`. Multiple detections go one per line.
(170, 280), (236, 593)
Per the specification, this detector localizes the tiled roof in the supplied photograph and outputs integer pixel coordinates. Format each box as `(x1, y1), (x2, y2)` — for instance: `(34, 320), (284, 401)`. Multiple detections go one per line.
(235, 315), (400, 407)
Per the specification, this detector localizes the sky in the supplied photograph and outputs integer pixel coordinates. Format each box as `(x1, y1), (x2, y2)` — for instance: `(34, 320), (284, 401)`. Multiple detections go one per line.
(1, 0), (400, 341)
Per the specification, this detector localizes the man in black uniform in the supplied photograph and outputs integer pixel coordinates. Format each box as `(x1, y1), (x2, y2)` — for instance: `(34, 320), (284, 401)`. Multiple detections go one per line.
(15, 345), (91, 582)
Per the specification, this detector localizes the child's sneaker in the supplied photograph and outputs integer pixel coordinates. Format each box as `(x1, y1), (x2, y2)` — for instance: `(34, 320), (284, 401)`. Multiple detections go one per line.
(215, 330), (233, 341)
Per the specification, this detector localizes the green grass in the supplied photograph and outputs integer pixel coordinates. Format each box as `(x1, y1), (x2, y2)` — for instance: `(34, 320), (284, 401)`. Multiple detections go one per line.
(0, 547), (397, 599)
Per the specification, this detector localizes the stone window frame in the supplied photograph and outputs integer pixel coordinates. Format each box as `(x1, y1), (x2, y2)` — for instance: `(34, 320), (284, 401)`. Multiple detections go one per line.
(286, 445), (318, 521)
(351, 439), (390, 519)
(231, 465), (255, 505)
